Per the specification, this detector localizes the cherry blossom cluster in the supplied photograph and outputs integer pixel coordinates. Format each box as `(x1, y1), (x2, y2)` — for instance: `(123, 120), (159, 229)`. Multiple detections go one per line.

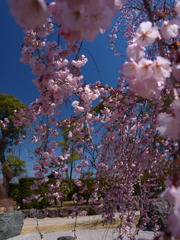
(158, 99), (180, 139)
(7, 0), (50, 29)
(160, 179), (180, 238)
(120, 1), (180, 141)
(14, 24), (88, 123)
(121, 16), (179, 98)
(119, 1), (180, 238)
(8, 0), (126, 42)
(95, 96), (171, 232)
(12, 17), (91, 204)
(59, 81), (172, 236)
(49, 0), (125, 42)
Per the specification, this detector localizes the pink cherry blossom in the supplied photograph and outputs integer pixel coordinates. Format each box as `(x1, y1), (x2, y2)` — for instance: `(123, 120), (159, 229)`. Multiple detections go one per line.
(136, 58), (153, 80)
(72, 101), (79, 108)
(50, 140), (58, 148)
(74, 179), (82, 187)
(161, 185), (180, 206)
(71, 55), (88, 68)
(157, 113), (180, 139)
(4, 118), (10, 124)
(133, 21), (160, 47)
(126, 43), (145, 62)
(49, 0), (121, 42)
(152, 56), (171, 80)
(175, 1), (180, 18)
(75, 166), (82, 174)
(172, 63), (180, 80)
(0, 120), (6, 128)
(50, 129), (58, 137)
(122, 55), (170, 99)
(8, 0), (49, 29)
(168, 210), (180, 238)
(68, 131), (73, 138)
(160, 20), (179, 40)
(129, 76), (164, 99)
(165, 186), (180, 238)
(81, 160), (88, 168)
(121, 59), (137, 80)
(74, 106), (85, 115)
(115, 0), (126, 6)
(171, 99), (180, 120)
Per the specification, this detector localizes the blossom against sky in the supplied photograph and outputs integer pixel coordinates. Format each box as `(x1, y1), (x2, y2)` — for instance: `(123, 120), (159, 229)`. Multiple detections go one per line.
(1, 1), (126, 177)
(1, 1), (125, 106)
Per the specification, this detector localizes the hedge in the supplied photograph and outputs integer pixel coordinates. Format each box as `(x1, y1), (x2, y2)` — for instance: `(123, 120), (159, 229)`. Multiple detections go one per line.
(18, 177), (52, 209)
(8, 183), (19, 202)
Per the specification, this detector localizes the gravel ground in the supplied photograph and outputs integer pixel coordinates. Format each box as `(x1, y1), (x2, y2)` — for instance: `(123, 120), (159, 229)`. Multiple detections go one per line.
(8, 228), (159, 240)
(21, 213), (106, 226)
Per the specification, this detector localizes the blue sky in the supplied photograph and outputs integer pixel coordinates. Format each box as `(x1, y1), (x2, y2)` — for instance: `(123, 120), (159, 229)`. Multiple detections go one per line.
(1, 1), (126, 177)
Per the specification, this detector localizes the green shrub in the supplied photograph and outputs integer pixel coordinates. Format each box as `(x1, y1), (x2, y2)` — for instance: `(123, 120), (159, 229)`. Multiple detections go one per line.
(18, 177), (52, 209)
(8, 183), (19, 202)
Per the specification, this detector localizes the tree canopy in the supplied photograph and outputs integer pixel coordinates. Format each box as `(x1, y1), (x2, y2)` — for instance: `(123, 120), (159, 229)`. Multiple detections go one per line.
(0, 93), (26, 198)
(0, 93), (26, 147)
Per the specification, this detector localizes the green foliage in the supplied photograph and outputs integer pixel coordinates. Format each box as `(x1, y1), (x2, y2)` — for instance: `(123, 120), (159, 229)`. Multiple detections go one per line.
(7, 154), (26, 177)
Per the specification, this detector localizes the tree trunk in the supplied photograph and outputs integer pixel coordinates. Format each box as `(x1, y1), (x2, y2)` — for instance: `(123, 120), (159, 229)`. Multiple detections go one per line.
(65, 165), (69, 180)
(0, 146), (12, 199)
(0, 184), (7, 199)
(70, 163), (73, 181)
(1, 176), (9, 198)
